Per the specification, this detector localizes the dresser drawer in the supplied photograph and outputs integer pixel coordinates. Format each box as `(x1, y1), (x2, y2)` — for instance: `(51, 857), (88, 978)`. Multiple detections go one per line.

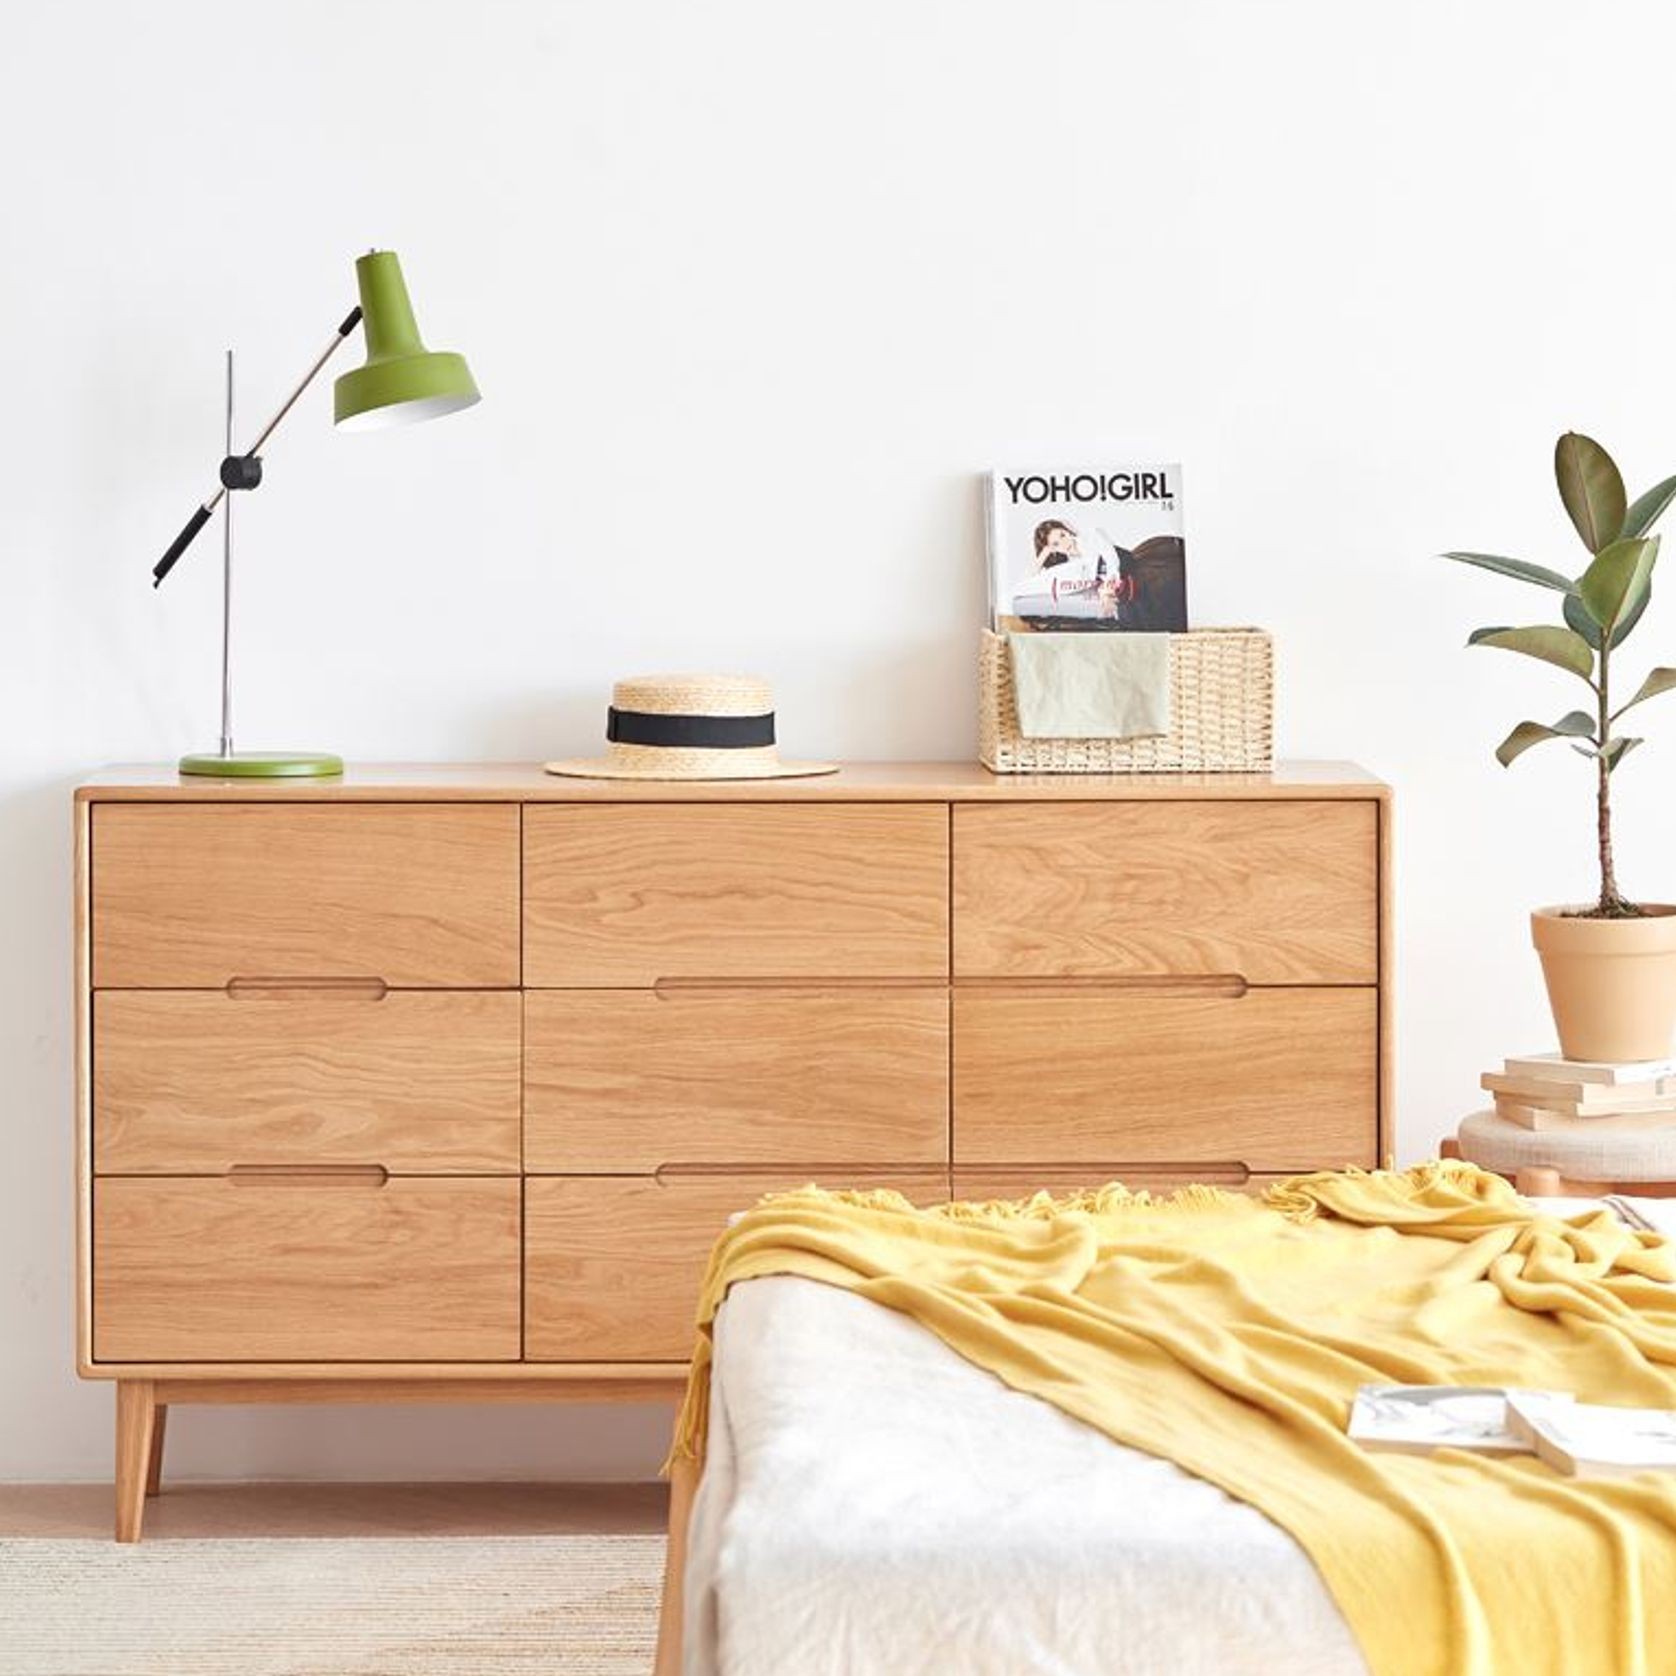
(953, 801), (1377, 983)
(92, 805), (520, 988)
(93, 990), (521, 1174)
(523, 1171), (948, 1361)
(524, 987), (948, 1171)
(523, 805), (948, 986)
(92, 1176), (521, 1362)
(953, 987), (1377, 1170)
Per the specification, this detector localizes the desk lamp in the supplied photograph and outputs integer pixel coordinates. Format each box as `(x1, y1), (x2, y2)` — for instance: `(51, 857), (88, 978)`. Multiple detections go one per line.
(151, 250), (479, 777)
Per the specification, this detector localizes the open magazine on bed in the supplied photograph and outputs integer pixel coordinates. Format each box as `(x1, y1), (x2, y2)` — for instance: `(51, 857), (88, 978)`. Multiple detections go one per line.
(1350, 1383), (1676, 1476)
(1347, 1386), (1574, 1455)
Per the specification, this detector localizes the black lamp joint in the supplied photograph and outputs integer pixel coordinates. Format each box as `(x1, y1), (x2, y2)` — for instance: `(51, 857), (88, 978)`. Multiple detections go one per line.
(219, 455), (263, 492)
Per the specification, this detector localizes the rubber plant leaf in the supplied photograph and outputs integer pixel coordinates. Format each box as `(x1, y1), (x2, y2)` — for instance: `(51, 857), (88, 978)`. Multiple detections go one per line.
(1622, 473), (1676, 540)
(1578, 535), (1658, 633)
(1495, 713), (1599, 767)
(1439, 552), (1578, 593)
(1467, 625), (1597, 679)
(1555, 432), (1627, 554)
(1615, 667), (1676, 717)
(1565, 584), (1652, 650)
(1603, 736), (1643, 772)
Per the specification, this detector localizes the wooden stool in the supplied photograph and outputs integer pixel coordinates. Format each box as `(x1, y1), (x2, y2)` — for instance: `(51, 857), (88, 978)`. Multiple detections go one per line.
(1447, 1110), (1676, 1199)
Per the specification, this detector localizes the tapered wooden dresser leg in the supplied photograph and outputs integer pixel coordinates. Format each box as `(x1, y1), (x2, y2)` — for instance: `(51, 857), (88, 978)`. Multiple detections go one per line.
(145, 1404), (168, 1498)
(115, 1380), (157, 1542)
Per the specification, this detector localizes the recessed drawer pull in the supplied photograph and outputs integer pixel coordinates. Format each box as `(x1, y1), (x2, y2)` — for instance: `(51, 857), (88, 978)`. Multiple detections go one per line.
(226, 1164), (390, 1187)
(651, 976), (946, 997)
(960, 1162), (1253, 1186)
(225, 977), (389, 1000)
(652, 1161), (942, 1184)
(953, 974), (1249, 999)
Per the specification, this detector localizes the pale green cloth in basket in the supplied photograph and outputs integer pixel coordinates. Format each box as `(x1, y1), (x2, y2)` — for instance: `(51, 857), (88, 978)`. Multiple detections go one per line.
(1007, 632), (1171, 739)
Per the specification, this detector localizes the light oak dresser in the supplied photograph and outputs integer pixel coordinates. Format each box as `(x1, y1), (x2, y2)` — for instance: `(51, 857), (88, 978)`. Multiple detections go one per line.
(75, 761), (1391, 1538)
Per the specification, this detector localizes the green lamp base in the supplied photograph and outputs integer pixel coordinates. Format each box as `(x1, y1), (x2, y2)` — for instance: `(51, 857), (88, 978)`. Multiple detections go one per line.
(178, 750), (345, 779)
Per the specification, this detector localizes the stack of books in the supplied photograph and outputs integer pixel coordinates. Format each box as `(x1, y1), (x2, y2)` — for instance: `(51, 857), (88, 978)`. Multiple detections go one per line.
(1481, 1052), (1676, 1132)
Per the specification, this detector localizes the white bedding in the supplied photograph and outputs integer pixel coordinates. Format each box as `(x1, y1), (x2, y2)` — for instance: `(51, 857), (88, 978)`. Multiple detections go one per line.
(684, 1275), (1364, 1676)
(681, 1195), (1676, 1676)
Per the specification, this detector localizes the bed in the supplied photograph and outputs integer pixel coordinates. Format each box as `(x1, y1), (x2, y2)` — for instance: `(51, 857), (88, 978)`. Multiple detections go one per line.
(653, 1190), (1676, 1676)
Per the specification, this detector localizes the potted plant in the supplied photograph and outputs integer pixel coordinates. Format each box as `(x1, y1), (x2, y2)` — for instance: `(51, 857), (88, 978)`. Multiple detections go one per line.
(1445, 432), (1676, 1062)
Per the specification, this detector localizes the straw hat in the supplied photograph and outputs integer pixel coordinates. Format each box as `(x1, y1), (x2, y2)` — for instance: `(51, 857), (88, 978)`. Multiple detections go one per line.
(544, 674), (838, 781)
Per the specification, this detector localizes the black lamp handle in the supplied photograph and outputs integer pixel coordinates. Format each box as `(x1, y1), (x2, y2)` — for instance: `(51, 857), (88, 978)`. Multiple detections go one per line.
(151, 304), (364, 588)
(152, 505), (213, 588)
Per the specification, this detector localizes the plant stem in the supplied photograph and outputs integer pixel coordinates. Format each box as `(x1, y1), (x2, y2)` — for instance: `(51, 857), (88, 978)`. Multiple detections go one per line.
(1597, 641), (1625, 913)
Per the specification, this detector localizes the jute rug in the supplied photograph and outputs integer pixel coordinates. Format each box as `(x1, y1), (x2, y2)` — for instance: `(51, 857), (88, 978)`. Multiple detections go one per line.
(0, 1534), (663, 1676)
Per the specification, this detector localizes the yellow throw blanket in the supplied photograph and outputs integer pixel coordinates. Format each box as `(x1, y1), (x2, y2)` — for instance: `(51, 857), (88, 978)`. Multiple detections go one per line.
(670, 1164), (1676, 1676)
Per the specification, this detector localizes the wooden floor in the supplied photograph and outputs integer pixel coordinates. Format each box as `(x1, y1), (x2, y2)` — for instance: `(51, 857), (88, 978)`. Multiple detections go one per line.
(0, 1480), (669, 1540)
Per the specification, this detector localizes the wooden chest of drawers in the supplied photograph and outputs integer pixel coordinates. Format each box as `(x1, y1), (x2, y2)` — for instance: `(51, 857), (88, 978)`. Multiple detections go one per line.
(75, 760), (1391, 1537)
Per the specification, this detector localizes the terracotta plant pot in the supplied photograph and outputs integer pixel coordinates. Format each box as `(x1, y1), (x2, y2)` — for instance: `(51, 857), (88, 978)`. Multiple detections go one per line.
(1531, 905), (1676, 1062)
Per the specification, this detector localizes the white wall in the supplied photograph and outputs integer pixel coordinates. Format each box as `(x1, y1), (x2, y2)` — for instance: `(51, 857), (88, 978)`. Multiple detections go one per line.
(5, 0), (1674, 1483)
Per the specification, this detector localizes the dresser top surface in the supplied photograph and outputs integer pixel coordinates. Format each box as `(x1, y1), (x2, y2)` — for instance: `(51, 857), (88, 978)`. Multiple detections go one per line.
(77, 760), (1388, 802)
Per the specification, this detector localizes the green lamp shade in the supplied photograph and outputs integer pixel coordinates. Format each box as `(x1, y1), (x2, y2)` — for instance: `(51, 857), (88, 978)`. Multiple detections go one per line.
(334, 250), (480, 431)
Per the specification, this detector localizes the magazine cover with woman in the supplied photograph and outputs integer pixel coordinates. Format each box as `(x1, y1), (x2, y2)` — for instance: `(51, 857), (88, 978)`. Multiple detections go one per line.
(987, 465), (1187, 632)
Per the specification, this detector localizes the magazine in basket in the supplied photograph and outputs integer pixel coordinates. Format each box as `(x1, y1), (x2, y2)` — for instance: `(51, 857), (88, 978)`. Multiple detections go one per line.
(987, 464), (1187, 633)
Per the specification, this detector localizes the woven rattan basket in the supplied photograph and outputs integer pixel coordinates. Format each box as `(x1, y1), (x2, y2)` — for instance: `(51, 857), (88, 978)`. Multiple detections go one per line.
(979, 627), (1273, 773)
